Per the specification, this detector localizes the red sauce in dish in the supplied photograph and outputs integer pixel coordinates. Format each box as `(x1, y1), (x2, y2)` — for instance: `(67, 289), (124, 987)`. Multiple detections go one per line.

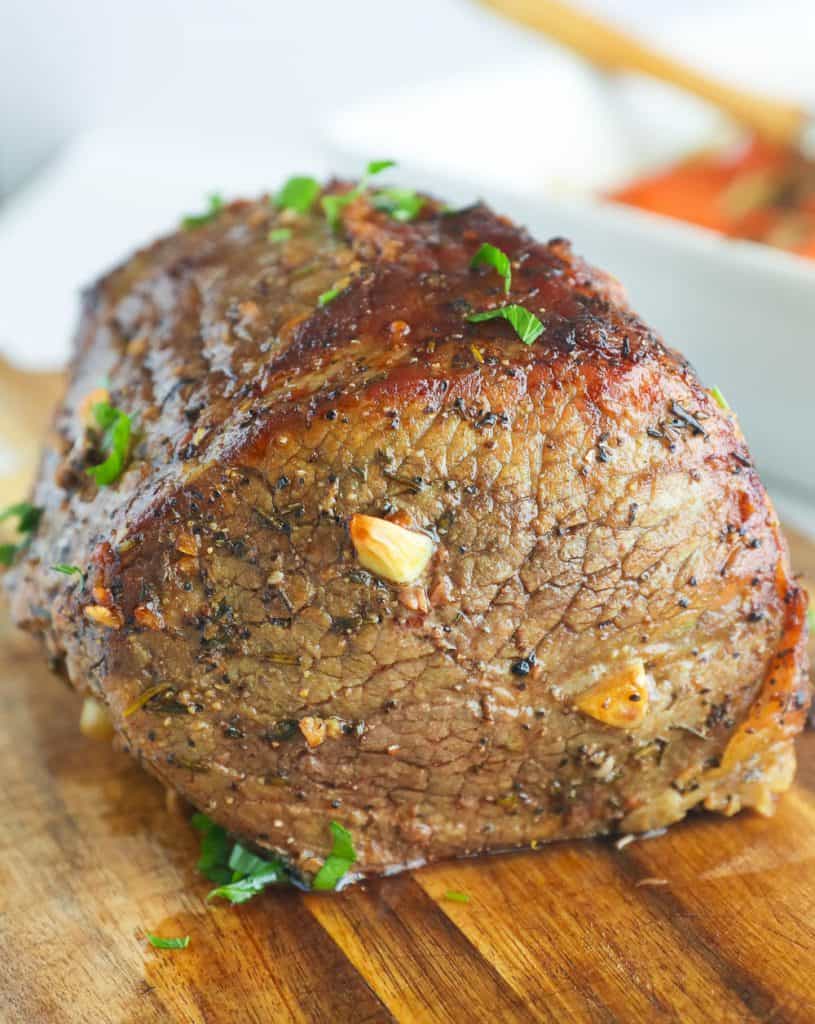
(609, 137), (815, 259)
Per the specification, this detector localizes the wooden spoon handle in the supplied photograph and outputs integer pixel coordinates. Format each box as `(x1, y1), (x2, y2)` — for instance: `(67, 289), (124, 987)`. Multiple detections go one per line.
(479, 0), (807, 145)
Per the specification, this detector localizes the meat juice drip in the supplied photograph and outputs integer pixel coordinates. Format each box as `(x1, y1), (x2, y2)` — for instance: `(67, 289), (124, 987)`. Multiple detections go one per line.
(609, 136), (815, 259)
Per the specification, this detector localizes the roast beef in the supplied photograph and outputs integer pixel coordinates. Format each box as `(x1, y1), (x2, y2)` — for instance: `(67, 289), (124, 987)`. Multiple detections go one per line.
(5, 179), (810, 881)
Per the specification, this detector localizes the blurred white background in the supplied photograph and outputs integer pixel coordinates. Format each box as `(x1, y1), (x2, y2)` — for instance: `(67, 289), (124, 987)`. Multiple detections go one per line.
(1, 0), (813, 528)
(2, 0), (813, 354)
(0, 0), (750, 200)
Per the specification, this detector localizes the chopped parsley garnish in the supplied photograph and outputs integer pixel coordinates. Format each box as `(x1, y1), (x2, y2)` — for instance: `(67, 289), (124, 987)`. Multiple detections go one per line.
(52, 564), (84, 581)
(268, 227), (292, 243)
(312, 821), (357, 891)
(275, 176), (320, 214)
(207, 860), (287, 904)
(191, 813), (232, 885)
(146, 933), (190, 949)
(321, 194), (350, 230)
(181, 194), (224, 230)
(470, 243), (511, 294)
(0, 502), (42, 566)
(0, 547), (16, 568)
(318, 287), (342, 307)
(710, 386), (730, 411)
(467, 305), (544, 346)
(86, 401), (132, 486)
(228, 841), (276, 877)
(322, 158), (396, 229)
(191, 814), (355, 900)
(366, 159), (396, 176)
(193, 813), (286, 903)
(372, 188), (424, 223)
(443, 890), (471, 904)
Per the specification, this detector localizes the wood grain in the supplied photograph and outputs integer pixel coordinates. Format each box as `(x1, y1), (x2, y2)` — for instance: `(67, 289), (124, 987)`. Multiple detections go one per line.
(1, 365), (813, 1024)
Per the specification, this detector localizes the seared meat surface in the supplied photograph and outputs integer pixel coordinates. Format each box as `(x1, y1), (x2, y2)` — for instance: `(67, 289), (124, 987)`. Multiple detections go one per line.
(7, 180), (809, 880)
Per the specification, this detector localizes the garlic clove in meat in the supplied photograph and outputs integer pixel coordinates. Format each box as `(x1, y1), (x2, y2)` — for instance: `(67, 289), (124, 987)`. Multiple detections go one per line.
(349, 514), (435, 584)
(84, 604), (124, 629)
(299, 716), (327, 749)
(79, 695), (115, 740)
(575, 660), (649, 728)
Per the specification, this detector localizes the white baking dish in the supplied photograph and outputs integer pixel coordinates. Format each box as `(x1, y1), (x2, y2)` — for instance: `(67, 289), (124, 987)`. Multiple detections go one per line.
(325, 5), (815, 503)
(336, 160), (815, 502)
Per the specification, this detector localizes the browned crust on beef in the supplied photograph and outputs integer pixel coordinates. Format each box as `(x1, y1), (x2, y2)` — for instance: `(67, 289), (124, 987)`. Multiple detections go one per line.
(6, 183), (810, 878)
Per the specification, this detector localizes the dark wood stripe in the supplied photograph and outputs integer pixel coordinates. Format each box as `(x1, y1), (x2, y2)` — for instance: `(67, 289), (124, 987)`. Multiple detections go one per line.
(264, 891), (397, 1024)
(305, 874), (541, 1022)
(144, 890), (397, 1024)
(413, 857), (621, 1023)
(413, 843), (752, 1022)
(613, 846), (790, 1022)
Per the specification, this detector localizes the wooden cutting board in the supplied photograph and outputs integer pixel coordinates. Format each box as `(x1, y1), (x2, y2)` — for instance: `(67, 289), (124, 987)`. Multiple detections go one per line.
(1, 363), (813, 1024)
